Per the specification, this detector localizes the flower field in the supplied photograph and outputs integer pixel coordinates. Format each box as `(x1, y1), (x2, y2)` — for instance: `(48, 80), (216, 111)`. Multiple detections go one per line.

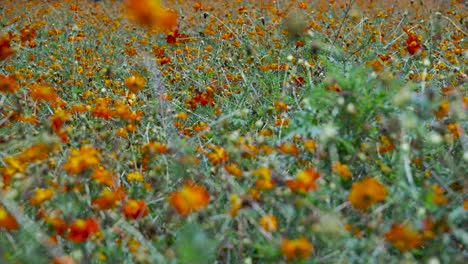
(0, 0), (467, 263)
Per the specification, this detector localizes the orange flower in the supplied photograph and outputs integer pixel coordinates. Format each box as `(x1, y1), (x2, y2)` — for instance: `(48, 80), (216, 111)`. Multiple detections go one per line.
(45, 215), (68, 236)
(91, 97), (114, 120)
(378, 135), (395, 154)
(253, 167), (275, 190)
(259, 214), (278, 232)
(432, 184), (448, 205)
(447, 123), (462, 138)
(0, 205), (19, 230)
(1, 156), (27, 186)
(19, 25), (37, 43)
(0, 74), (19, 93)
(126, 0), (178, 32)
(281, 237), (313, 260)
(70, 104), (88, 113)
(303, 139), (317, 151)
(274, 101), (288, 111)
(50, 108), (70, 132)
(384, 223), (423, 252)
(92, 187), (126, 210)
(18, 142), (51, 163)
(169, 182), (209, 215)
(349, 177), (387, 211)
(224, 163), (243, 177)
(255, 178), (276, 189)
(0, 33), (14, 60)
(331, 161), (352, 179)
(276, 142), (299, 156)
(53, 255), (76, 264)
(122, 199), (149, 220)
(63, 146), (100, 175)
(286, 167), (321, 192)
(124, 73), (145, 93)
(28, 83), (59, 102)
(434, 100), (449, 119)
(67, 218), (99, 243)
(91, 166), (115, 187)
(207, 145), (229, 166)
(29, 188), (54, 206)
(143, 141), (168, 154)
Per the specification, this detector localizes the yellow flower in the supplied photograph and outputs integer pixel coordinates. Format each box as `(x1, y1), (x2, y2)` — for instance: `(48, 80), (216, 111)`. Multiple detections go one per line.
(124, 74), (145, 93)
(30, 188), (54, 206)
(259, 214), (278, 232)
(127, 171), (144, 182)
(63, 146), (100, 175)
(228, 194), (242, 217)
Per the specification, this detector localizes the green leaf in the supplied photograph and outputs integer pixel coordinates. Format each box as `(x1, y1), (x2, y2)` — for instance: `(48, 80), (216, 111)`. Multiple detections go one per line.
(174, 223), (218, 264)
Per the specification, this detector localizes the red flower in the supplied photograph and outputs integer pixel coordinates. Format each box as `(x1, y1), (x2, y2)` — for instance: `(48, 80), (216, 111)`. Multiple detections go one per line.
(404, 28), (422, 55)
(0, 205), (19, 230)
(67, 218), (99, 243)
(122, 199), (149, 219)
(0, 33), (14, 60)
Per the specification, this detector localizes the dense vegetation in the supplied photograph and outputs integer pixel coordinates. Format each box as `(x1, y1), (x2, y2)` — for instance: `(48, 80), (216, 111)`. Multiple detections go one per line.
(0, 0), (466, 263)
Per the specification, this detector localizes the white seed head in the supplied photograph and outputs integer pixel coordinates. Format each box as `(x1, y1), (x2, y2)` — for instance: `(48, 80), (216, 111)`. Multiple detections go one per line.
(423, 58), (431, 66)
(320, 124), (337, 142)
(338, 97), (345, 105)
(427, 257), (440, 264)
(401, 142), (410, 152)
(346, 103), (356, 114)
(255, 119), (264, 127)
(428, 132), (442, 145)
